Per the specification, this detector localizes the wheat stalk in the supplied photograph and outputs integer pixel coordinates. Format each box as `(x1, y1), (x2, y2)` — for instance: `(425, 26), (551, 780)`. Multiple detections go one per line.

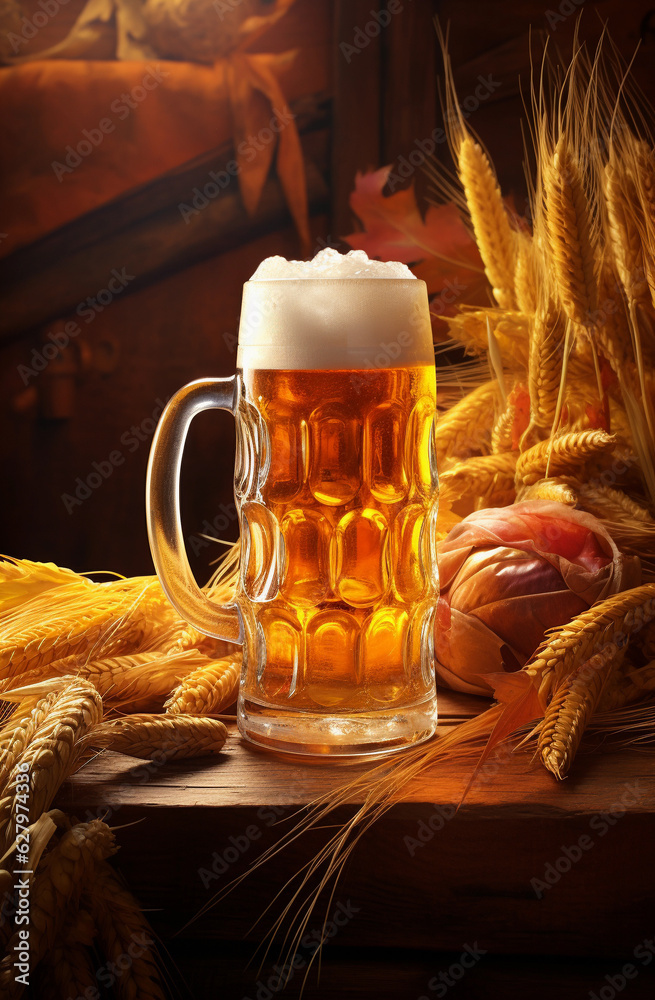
(528, 304), (566, 431)
(86, 861), (166, 1000)
(543, 135), (598, 329)
(0, 649), (216, 711)
(1, 678), (102, 848)
(436, 380), (499, 465)
(439, 452), (517, 506)
(165, 651), (241, 716)
(538, 645), (621, 778)
(515, 429), (617, 486)
(525, 583), (655, 703)
(457, 136), (518, 310)
(0, 558), (92, 618)
(0, 820), (116, 997)
(84, 713), (228, 760)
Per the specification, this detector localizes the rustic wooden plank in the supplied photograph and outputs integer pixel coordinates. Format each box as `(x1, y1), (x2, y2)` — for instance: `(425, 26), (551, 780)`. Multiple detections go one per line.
(381, 0), (438, 204)
(57, 679), (655, 961)
(0, 99), (330, 341)
(170, 942), (655, 1000)
(62, 749), (655, 958)
(331, 0), (382, 237)
(65, 727), (655, 814)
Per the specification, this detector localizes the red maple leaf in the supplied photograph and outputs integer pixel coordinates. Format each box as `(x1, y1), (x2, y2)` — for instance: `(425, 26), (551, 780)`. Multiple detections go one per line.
(343, 166), (488, 313)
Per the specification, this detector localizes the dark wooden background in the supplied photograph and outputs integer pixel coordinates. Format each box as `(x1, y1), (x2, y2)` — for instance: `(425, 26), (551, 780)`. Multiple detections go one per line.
(2, 0), (655, 580)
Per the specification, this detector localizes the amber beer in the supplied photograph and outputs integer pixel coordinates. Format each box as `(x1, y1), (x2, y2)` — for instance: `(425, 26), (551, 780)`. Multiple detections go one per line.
(146, 250), (439, 756)
(237, 363), (438, 706)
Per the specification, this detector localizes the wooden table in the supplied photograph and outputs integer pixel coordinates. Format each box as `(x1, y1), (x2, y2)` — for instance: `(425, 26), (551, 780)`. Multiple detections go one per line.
(60, 691), (655, 999)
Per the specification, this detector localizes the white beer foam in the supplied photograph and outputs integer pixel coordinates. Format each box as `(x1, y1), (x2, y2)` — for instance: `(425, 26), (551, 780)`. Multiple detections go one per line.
(238, 250), (434, 370)
(250, 248), (415, 281)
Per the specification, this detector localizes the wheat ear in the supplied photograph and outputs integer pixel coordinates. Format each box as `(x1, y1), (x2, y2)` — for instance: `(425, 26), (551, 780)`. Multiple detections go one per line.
(84, 713), (228, 760)
(165, 651), (241, 716)
(436, 380), (499, 465)
(603, 159), (649, 306)
(457, 136), (517, 309)
(2, 678), (102, 848)
(0, 690), (60, 796)
(86, 861), (166, 1000)
(0, 820), (116, 997)
(538, 645), (621, 778)
(37, 908), (97, 1000)
(528, 304), (566, 431)
(0, 577), (176, 682)
(577, 482), (653, 523)
(516, 477), (578, 505)
(524, 584), (655, 703)
(439, 452), (517, 506)
(515, 430), (617, 486)
(543, 135), (598, 328)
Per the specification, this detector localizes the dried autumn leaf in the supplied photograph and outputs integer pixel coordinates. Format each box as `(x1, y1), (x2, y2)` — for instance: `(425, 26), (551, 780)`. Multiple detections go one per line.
(343, 166), (487, 309)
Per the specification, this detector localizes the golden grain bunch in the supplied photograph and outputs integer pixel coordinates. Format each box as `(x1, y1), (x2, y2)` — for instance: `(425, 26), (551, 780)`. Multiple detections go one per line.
(1, 648), (218, 713)
(0, 557), (92, 617)
(0, 575), (179, 683)
(84, 712), (228, 760)
(165, 651), (241, 716)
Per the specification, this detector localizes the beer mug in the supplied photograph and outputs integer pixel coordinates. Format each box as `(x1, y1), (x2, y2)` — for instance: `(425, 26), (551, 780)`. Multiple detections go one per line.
(146, 250), (439, 755)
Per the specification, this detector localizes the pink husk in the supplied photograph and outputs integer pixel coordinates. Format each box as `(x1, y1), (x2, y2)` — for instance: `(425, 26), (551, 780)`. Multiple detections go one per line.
(435, 501), (641, 696)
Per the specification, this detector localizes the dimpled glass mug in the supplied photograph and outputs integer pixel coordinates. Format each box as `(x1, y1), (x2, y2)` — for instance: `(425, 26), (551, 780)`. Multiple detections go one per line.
(146, 249), (439, 756)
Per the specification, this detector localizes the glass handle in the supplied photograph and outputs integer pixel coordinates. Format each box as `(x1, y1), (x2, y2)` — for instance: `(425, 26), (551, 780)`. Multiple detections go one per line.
(146, 377), (243, 643)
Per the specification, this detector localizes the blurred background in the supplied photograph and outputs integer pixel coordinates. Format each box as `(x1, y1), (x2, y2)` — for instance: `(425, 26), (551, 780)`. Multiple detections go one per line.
(1, 0), (654, 580)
